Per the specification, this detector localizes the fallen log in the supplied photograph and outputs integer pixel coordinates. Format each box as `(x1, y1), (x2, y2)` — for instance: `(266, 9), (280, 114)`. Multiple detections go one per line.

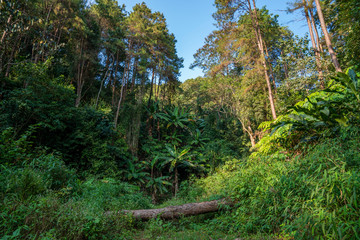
(106, 199), (228, 220)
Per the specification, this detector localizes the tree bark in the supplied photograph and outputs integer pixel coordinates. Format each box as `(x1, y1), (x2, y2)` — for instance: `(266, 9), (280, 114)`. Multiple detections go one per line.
(248, 0), (277, 119)
(114, 59), (129, 129)
(308, 4), (323, 53)
(303, 0), (324, 88)
(1, 15), (12, 45)
(314, 0), (342, 72)
(147, 67), (156, 107)
(238, 117), (256, 147)
(174, 167), (178, 197)
(130, 58), (138, 92)
(95, 64), (111, 109)
(110, 54), (117, 106)
(106, 199), (228, 220)
(263, 40), (277, 94)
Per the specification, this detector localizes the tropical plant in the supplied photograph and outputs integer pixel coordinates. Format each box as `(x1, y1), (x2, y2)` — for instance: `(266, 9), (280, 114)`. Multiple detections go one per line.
(162, 146), (192, 197)
(254, 68), (360, 156)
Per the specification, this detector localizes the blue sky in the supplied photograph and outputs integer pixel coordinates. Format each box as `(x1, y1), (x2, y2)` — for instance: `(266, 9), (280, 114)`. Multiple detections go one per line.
(121, 0), (309, 82)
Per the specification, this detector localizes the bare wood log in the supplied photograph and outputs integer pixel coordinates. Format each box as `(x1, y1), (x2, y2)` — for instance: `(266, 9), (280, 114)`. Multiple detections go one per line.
(106, 199), (228, 220)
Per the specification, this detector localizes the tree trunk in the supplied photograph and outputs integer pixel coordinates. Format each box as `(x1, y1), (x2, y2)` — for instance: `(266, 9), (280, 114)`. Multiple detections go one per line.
(239, 118), (256, 147)
(156, 73), (161, 101)
(114, 59), (129, 129)
(314, 0), (342, 72)
(263, 40), (277, 94)
(107, 199), (228, 220)
(147, 68), (156, 107)
(95, 65), (111, 109)
(110, 54), (117, 107)
(1, 15), (12, 45)
(130, 58), (138, 92)
(308, 4), (323, 53)
(248, 0), (277, 120)
(303, 1), (324, 88)
(75, 37), (86, 107)
(174, 167), (179, 197)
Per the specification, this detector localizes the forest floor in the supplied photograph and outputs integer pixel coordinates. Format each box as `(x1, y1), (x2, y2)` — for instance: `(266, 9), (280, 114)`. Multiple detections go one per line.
(130, 230), (273, 240)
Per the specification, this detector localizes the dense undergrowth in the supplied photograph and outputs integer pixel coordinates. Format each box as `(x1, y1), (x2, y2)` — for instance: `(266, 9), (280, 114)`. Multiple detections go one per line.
(1, 69), (360, 239)
(1, 125), (360, 239)
(1, 0), (360, 238)
(200, 127), (360, 239)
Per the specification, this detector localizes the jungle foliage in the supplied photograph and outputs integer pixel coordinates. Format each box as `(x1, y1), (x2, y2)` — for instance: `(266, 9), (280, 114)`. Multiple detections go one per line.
(1, 0), (360, 239)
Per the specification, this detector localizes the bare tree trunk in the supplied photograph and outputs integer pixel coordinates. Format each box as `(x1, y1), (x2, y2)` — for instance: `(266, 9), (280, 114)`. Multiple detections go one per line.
(174, 167), (179, 197)
(239, 118), (256, 147)
(263, 40), (277, 94)
(248, 0), (277, 119)
(314, 0), (342, 72)
(147, 68), (156, 107)
(95, 65), (111, 109)
(114, 58), (130, 129)
(111, 53), (117, 106)
(1, 15), (12, 45)
(307, 2), (323, 53)
(303, 0), (324, 88)
(156, 73), (161, 101)
(130, 58), (138, 92)
(75, 37), (85, 107)
(75, 60), (87, 107)
(107, 199), (229, 220)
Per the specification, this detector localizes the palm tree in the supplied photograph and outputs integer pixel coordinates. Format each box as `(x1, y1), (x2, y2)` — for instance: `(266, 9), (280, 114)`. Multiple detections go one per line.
(162, 146), (192, 197)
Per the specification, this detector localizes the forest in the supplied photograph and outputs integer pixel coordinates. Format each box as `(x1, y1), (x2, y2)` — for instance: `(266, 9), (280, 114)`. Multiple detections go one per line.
(0, 0), (359, 239)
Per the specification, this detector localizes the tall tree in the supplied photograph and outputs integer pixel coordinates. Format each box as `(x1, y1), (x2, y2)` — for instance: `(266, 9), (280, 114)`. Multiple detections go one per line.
(287, 0), (325, 87)
(214, 0), (277, 119)
(314, 0), (342, 72)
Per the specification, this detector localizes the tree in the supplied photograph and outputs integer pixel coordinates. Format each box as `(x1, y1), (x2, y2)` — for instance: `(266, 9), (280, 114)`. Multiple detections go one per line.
(214, 0), (277, 119)
(287, 0), (325, 88)
(314, 0), (342, 72)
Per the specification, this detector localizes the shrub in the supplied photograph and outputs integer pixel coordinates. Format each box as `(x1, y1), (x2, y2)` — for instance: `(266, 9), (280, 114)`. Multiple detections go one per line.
(198, 128), (360, 239)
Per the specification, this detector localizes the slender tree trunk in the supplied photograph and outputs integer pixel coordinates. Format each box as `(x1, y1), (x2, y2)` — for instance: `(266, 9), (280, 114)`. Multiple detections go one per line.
(1, 15), (12, 45)
(239, 117), (256, 147)
(303, 1), (325, 88)
(147, 68), (156, 107)
(96, 51), (112, 108)
(75, 60), (87, 107)
(248, 0), (277, 119)
(75, 37), (89, 107)
(156, 74), (161, 101)
(308, 2), (323, 53)
(110, 53), (117, 106)
(150, 168), (157, 204)
(95, 65), (111, 109)
(174, 167), (179, 197)
(263, 40), (277, 94)
(314, 0), (342, 72)
(114, 58), (130, 129)
(130, 58), (138, 92)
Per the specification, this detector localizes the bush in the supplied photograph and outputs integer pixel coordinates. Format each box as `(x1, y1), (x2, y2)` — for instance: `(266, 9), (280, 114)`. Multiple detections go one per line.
(198, 128), (360, 239)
